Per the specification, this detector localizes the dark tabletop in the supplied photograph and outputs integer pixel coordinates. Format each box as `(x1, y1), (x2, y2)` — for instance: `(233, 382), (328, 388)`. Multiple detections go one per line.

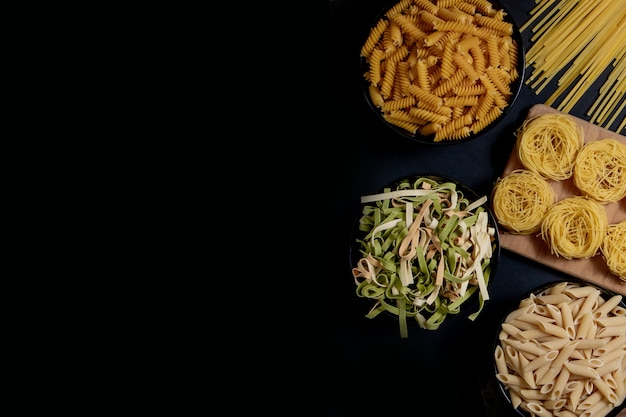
(329, 1), (626, 416)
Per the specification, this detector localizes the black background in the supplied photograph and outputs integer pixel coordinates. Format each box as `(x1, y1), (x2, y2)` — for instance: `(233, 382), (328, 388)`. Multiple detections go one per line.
(329, 1), (626, 416)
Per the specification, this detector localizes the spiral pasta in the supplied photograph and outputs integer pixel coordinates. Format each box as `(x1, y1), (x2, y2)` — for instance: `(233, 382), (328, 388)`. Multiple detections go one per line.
(516, 113), (584, 181)
(540, 196), (608, 259)
(359, 0), (520, 141)
(601, 221), (626, 281)
(573, 138), (626, 203)
(491, 169), (556, 235)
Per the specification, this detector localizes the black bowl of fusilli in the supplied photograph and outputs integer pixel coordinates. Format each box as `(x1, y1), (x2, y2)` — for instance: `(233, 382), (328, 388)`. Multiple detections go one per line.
(358, 0), (525, 144)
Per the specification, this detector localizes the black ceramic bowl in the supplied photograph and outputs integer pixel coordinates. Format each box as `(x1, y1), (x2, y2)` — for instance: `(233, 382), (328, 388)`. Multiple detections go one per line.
(349, 173), (500, 337)
(493, 278), (626, 417)
(359, 0), (525, 144)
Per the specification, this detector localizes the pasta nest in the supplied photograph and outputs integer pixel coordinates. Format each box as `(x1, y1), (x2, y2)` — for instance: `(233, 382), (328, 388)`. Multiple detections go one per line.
(491, 169), (556, 235)
(573, 138), (626, 203)
(515, 114), (584, 181)
(540, 196), (608, 259)
(601, 221), (626, 281)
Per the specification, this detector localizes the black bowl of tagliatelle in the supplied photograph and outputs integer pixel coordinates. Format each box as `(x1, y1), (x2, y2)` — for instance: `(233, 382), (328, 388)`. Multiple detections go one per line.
(349, 173), (500, 338)
(358, 0), (525, 144)
(493, 279), (626, 417)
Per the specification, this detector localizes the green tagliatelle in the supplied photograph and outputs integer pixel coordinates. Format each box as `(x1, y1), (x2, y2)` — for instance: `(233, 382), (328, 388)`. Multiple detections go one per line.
(352, 176), (497, 337)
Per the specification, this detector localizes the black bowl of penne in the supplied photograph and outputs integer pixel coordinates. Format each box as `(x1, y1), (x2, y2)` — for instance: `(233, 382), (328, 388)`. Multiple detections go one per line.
(493, 279), (626, 417)
(349, 173), (500, 338)
(358, 0), (525, 144)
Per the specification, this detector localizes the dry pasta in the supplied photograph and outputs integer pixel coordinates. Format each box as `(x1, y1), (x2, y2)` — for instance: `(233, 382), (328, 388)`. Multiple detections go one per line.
(360, 0), (520, 141)
(573, 138), (626, 204)
(491, 169), (556, 235)
(601, 221), (626, 281)
(515, 113), (584, 181)
(495, 282), (626, 417)
(540, 196), (608, 260)
(520, 0), (626, 133)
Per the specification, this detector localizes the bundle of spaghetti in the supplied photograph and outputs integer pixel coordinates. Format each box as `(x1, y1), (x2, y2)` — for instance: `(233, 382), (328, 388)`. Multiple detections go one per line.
(491, 169), (556, 235)
(515, 113), (584, 181)
(573, 138), (626, 203)
(540, 196), (608, 259)
(601, 221), (626, 281)
(520, 0), (626, 133)
(588, 53), (626, 131)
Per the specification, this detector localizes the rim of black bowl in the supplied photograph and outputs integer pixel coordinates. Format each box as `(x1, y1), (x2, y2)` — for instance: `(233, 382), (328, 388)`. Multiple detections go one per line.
(492, 278), (626, 417)
(359, 0), (526, 145)
(348, 172), (501, 323)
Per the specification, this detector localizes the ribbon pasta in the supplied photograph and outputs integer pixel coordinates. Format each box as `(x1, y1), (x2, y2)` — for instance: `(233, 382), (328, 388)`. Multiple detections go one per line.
(352, 176), (497, 337)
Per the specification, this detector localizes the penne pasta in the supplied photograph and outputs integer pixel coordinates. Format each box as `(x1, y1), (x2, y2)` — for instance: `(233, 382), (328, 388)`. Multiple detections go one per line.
(560, 301), (576, 339)
(575, 289), (601, 322)
(568, 381), (584, 411)
(594, 350), (626, 369)
(508, 339), (549, 357)
(593, 295), (624, 318)
(615, 366), (625, 400)
(574, 338), (606, 350)
(592, 377), (619, 404)
(595, 356), (622, 378)
(603, 373), (616, 390)
(519, 312), (557, 325)
(564, 285), (601, 299)
(519, 353), (537, 388)
(509, 318), (543, 331)
(576, 312), (594, 339)
(535, 293), (572, 306)
(552, 367), (571, 400)
(495, 282), (626, 416)
(497, 373), (530, 388)
(520, 328), (552, 340)
(525, 350), (559, 373)
(510, 389), (523, 410)
(546, 303), (564, 327)
(593, 334), (626, 356)
(611, 305), (626, 317)
(552, 340), (579, 369)
(578, 391), (603, 410)
(596, 324), (626, 338)
(543, 397), (567, 410)
(520, 388), (549, 400)
(539, 368), (555, 393)
(569, 358), (604, 368)
(580, 401), (613, 417)
(564, 362), (601, 379)
(542, 338), (571, 351)
(494, 345), (508, 374)
(594, 316), (626, 328)
(547, 281), (569, 295)
(537, 366), (561, 386)
(505, 344), (523, 374)
(538, 320), (570, 339)
(525, 402), (553, 417)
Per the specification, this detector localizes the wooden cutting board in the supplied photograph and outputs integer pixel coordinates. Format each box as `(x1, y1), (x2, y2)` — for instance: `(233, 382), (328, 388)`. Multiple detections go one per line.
(499, 104), (626, 296)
